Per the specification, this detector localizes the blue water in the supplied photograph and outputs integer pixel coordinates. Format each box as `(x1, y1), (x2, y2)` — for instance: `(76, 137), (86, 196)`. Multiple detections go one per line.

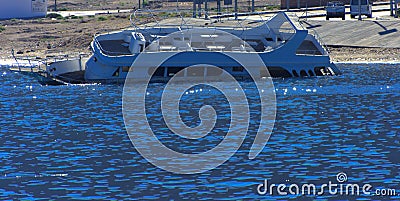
(0, 64), (399, 200)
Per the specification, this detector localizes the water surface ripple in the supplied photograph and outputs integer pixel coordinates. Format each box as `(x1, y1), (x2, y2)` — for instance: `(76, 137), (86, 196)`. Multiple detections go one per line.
(0, 64), (399, 200)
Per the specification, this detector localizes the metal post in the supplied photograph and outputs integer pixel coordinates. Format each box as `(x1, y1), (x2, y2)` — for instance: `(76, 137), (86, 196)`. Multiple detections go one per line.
(54, 0), (57, 11)
(198, 3), (201, 17)
(234, 0), (238, 20)
(193, 0), (197, 18)
(297, 0), (300, 9)
(205, 0), (208, 19)
(358, 0), (362, 20)
(390, 0), (394, 16)
(306, 2), (308, 20)
(286, 0), (290, 11)
(251, 0), (255, 12)
(395, 0), (398, 18)
(217, 0), (221, 14)
(138, 0), (141, 9)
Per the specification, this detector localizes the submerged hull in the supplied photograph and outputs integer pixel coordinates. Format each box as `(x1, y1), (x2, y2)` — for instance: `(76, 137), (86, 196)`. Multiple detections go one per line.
(82, 12), (340, 83)
(15, 12), (341, 85)
(85, 50), (339, 83)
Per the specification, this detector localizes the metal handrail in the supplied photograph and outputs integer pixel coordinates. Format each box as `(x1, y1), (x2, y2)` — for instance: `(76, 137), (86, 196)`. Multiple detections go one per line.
(130, 9), (272, 32)
(308, 29), (330, 54)
(296, 49), (323, 56)
(284, 12), (329, 54)
(95, 10), (308, 56)
(127, 8), (277, 54)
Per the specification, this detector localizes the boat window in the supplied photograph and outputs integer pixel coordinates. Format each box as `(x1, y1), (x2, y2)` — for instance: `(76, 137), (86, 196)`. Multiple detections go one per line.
(300, 70), (308, 77)
(112, 68), (120, 77)
(187, 67), (205, 77)
(268, 67), (292, 77)
(308, 70), (314, 76)
(279, 21), (295, 34)
(314, 67), (324, 76)
(206, 67), (223, 76)
(148, 67), (165, 77)
(167, 67), (185, 77)
(314, 67), (325, 76)
(260, 67), (269, 78)
(266, 38), (273, 41)
(139, 44), (144, 52)
(122, 66), (130, 72)
(245, 39), (265, 52)
(296, 40), (323, 55)
(232, 67), (244, 72)
(292, 70), (299, 77)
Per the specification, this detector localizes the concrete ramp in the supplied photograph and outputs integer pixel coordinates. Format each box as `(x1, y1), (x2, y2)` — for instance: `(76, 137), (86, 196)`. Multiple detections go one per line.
(301, 20), (400, 48)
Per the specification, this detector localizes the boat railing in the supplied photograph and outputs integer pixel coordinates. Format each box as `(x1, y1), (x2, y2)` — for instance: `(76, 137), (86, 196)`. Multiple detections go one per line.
(131, 9), (191, 35)
(8, 55), (46, 73)
(308, 29), (330, 54)
(296, 49), (323, 56)
(9, 52), (89, 77)
(285, 12), (329, 54)
(45, 50), (89, 62)
(285, 12), (306, 30)
(130, 9), (271, 38)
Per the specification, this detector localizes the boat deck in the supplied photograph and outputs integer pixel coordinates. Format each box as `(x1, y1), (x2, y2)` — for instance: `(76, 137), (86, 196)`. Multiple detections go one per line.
(98, 40), (131, 56)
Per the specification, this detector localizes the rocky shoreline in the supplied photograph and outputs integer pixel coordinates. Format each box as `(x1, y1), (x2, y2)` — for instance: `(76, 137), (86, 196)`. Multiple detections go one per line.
(329, 46), (400, 62)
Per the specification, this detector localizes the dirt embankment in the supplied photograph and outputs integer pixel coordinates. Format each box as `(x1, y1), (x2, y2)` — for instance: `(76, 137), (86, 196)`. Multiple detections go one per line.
(0, 14), (132, 58)
(46, 0), (281, 11)
(47, 0), (137, 11)
(329, 46), (400, 62)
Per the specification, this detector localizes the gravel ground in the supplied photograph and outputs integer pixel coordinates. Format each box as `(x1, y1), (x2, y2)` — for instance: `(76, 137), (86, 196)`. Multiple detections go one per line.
(0, 14), (132, 58)
(329, 46), (400, 62)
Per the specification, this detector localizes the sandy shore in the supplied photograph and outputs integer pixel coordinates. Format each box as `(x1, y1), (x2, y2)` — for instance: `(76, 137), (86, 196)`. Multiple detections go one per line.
(1, 13), (399, 63)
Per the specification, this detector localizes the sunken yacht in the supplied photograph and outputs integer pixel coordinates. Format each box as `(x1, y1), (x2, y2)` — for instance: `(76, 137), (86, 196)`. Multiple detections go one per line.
(11, 11), (341, 85)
